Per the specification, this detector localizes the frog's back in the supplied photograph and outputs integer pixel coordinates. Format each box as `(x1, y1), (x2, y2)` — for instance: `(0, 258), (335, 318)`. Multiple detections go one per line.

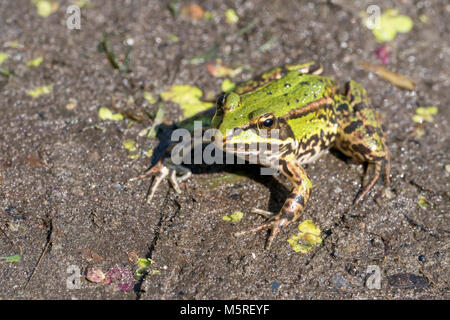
(273, 73), (339, 164)
(239, 73), (337, 119)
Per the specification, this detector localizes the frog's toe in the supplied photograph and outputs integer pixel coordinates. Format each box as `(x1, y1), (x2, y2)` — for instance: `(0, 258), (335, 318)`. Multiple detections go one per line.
(129, 161), (164, 183)
(251, 208), (277, 219)
(168, 164), (192, 194)
(169, 164), (192, 182)
(146, 164), (171, 203)
(130, 161), (192, 203)
(354, 160), (382, 204)
(234, 214), (289, 249)
(354, 146), (391, 204)
(168, 169), (181, 194)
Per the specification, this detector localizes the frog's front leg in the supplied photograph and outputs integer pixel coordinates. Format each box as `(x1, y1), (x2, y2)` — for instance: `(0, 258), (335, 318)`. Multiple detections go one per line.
(235, 159), (312, 249)
(335, 81), (391, 203)
(129, 145), (192, 202)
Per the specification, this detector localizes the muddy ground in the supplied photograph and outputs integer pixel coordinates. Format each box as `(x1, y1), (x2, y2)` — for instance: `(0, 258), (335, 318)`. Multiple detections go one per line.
(0, 0), (448, 300)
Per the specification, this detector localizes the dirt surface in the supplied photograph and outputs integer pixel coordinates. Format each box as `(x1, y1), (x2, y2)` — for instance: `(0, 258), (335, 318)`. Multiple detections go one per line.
(0, 0), (448, 300)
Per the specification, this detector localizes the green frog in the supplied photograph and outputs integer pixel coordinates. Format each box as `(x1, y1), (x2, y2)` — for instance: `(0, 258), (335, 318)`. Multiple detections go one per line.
(134, 61), (391, 249)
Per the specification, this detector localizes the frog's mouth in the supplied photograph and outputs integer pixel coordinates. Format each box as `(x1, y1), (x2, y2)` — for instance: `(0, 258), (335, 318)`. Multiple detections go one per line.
(213, 126), (286, 166)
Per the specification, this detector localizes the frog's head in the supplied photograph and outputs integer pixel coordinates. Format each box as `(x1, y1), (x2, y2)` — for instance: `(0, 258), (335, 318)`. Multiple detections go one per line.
(211, 92), (295, 160)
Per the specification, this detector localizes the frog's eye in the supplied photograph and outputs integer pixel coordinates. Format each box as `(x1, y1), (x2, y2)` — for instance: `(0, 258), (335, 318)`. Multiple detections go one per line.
(258, 113), (277, 129)
(263, 118), (274, 127)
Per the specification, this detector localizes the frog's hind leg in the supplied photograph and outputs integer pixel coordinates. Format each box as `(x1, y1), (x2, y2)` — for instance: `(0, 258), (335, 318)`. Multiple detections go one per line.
(250, 208), (277, 219)
(234, 160), (312, 249)
(355, 160), (382, 204)
(334, 81), (390, 204)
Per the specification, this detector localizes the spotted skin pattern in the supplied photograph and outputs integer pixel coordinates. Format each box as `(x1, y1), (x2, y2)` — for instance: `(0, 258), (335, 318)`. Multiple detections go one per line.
(212, 62), (390, 249)
(334, 81), (390, 203)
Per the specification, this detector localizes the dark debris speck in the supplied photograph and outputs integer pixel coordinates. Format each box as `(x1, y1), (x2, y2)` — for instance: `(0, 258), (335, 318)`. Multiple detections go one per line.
(271, 281), (280, 290)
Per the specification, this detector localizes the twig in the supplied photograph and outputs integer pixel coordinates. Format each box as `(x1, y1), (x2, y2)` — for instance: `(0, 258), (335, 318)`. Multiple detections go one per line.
(23, 219), (53, 290)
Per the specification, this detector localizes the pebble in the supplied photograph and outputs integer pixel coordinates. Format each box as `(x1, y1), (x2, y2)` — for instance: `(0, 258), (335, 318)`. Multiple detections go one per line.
(332, 273), (352, 290)
(271, 281), (280, 290)
(388, 273), (429, 289)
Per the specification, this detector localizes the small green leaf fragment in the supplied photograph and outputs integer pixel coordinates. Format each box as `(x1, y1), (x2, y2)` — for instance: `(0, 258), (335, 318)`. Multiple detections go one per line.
(98, 107), (113, 120)
(111, 113), (124, 121)
(135, 257), (153, 277)
(66, 98), (77, 110)
(98, 107), (124, 121)
(5, 41), (20, 48)
(74, 0), (90, 8)
(136, 258), (153, 269)
(222, 211), (244, 222)
(207, 64), (242, 78)
(221, 78), (236, 92)
(145, 148), (153, 158)
(138, 128), (149, 137)
(419, 14), (429, 23)
(32, 0), (57, 18)
(143, 91), (157, 104)
(204, 11), (213, 20)
(297, 220), (321, 236)
(123, 140), (139, 159)
(127, 96), (135, 105)
(167, 33), (179, 43)
(417, 196), (431, 209)
(0, 53), (9, 65)
(26, 57), (44, 67)
(36, 1), (53, 17)
(391, 15), (414, 33)
(225, 9), (239, 24)
(288, 220), (322, 253)
(160, 85), (202, 105)
(122, 140), (137, 152)
(27, 85), (52, 98)
(413, 106), (438, 123)
(0, 68), (11, 77)
(160, 85), (213, 119)
(367, 9), (414, 43)
(0, 254), (21, 262)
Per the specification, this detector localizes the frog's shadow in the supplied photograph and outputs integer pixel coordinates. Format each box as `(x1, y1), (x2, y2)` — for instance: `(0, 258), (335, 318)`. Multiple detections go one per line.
(148, 123), (289, 213)
(148, 123), (373, 211)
